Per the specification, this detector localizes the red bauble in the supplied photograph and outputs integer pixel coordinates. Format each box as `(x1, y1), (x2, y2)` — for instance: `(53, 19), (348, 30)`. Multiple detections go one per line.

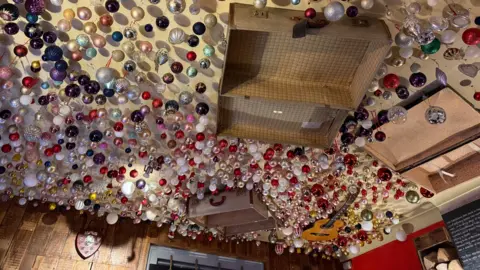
(22, 76), (38, 88)
(83, 175), (92, 183)
(119, 166), (127, 174)
(100, 167), (108, 174)
(383, 74), (400, 89)
(159, 178), (167, 186)
(196, 132), (205, 141)
(377, 167), (392, 181)
(130, 169), (138, 178)
(152, 98), (163, 108)
(113, 122), (124, 131)
(14, 45), (28, 57)
(462, 28), (480, 46)
(186, 51), (197, 61)
(1, 144), (12, 153)
(343, 153), (357, 166)
(141, 91), (151, 100)
(311, 184), (324, 197)
(9, 133), (20, 141)
(474, 92), (480, 101)
(175, 130), (184, 139)
(304, 8), (316, 19)
(374, 131), (386, 142)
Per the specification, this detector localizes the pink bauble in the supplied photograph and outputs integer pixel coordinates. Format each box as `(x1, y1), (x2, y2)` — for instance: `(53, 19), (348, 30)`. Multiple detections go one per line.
(0, 66), (13, 80)
(139, 41), (153, 53)
(92, 35), (107, 48)
(186, 114), (195, 123)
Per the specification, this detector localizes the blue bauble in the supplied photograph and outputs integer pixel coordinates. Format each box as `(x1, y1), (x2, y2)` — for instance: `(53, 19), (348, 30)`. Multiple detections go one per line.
(291, 0), (300, 5)
(192, 22), (206, 35)
(45, 45), (63, 61)
(112, 31), (123, 42)
(53, 80), (63, 86)
(41, 82), (49, 89)
(103, 88), (115, 97)
(26, 13), (38, 23)
(144, 24), (153, 32)
(54, 60), (68, 71)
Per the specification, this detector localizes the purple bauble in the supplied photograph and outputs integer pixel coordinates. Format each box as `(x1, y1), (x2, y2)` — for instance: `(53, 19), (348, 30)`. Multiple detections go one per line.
(409, 72), (427, 87)
(4, 22), (19, 35)
(105, 0), (120, 12)
(50, 68), (67, 81)
(65, 84), (81, 98)
(24, 0), (46, 15)
(93, 153), (106, 165)
(395, 85), (410, 99)
(354, 107), (369, 121)
(135, 179), (146, 189)
(42, 31), (57, 43)
(29, 38), (44, 49)
(195, 102), (209, 115)
(377, 110), (389, 125)
(84, 81), (100, 94)
(341, 132), (355, 145)
(346, 6), (358, 17)
(130, 110), (144, 122)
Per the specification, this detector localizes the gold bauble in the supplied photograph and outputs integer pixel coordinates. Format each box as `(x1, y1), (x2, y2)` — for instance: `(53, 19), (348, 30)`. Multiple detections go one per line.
(84, 22), (97, 34)
(89, 193), (97, 200)
(63, 9), (75, 20)
(361, 209), (373, 221)
(36, 160), (43, 166)
(391, 57), (405, 67)
(31, 60), (40, 69)
(131, 6), (145, 21)
(112, 50), (125, 62)
(12, 154), (21, 162)
(49, 187), (58, 194)
(419, 53), (429, 60)
(66, 40), (80, 52)
(49, 203), (57, 211)
(406, 190), (420, 204)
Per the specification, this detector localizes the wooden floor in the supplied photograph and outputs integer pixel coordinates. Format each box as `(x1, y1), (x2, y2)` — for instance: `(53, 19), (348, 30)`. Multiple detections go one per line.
(0, 200), (342, 270)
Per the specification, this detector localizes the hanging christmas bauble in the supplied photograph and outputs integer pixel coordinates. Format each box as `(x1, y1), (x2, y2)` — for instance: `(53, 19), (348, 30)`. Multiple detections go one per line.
(304, 8), (316, 19)
(169, 28), (186, 44)
(14, 45), (28, 57)
(112, 31), (123, 42)
(123, 60), (136, 72)
(193, 22), (206, 35)
(324, 2), (344, 22)
(99, 14), (114, 26)
(178, 91), (193, 105)
(195, 102), (209, 115)
(77, 7), (92, 20)
(170, 62), (183, 74)
(399, 47), (413, 58)
(429, 16), (448, 32)
(387, 106), (408, 124)
(361, 209), (373, 221)
(203, 45), (215, 56)
(395, 85), (409, 99)
(26, 13), (38, 23)
(50, 68), (67, 81)
(96, 67), (115, 84)
(131, 6), (145, 21)
(394, 31), (414, 48)
(24, 23), (43, 39)
(254, 0), (267, 9)
(25, 0), (46, 15)
(360, 0), (374, 9)
(474, 92), (480, 101)
(377, 167), (392, 181)
(186, 51), (196, 61)
(162, 73), (174, 84)
(4, 22), (19, 35)
(123, 27), (137, 40)
(346, 6), (358, 17)
(406, 190), (420, 204)
(409, 72), (427, 87)
(0, 4), (20, 21)
(43, 31), (57, 43)
(156, 16), (170, 29)
(199, 58), (211, 69)
(421, 38), (441, 54)
(374, 131), (386, 142)
(186, 66), (198, 77)
(65, 84), (81, 98)
(462, 28), (480, 46)
(465, 46), (480, 59)
(30, 38), (44, 49)
(415, 29), (435, 45)
(425, 106), (446, 124)
(188, 35), (199, 47)
(204, 14), (217, 28)
(383, 74), (399, 89)
(195, 82), (206, 94)
(105, 0), (120, 12)
(167, 0), (186, 14)
(407, 2), (421, 14)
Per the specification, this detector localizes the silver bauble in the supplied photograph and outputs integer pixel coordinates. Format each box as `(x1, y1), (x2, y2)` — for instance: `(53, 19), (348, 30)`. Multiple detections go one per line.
(407, 2), (421, 14)
(376, 63), (388, 78)
(415, 29), (435, 45)
(168, 28), (186, 44)
(24, 125), (42, 142)
(199, 58), (211, 69)
(96, 67), (115, 84)
(114, 78), (130, 93)
(394, 31), (414, 48)
(166, 0), (186, 14)
(178, 91), (193, 105)
(425, 106), (447, 124)
(253, 0), (267, 9)
(360, 0), (374, 9)
(387, 106), (408, 124)
(204, 14), (217, 29)
(429, 16), (449, 32)
(324, 2), (345, 22)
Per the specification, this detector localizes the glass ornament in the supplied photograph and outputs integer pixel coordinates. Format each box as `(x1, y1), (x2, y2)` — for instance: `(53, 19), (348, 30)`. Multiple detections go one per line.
(324, 2), (344, 22)
(425, 106), (447, 124)
(178, 91), (193, 105)
(168, 28), (186, 44)
(429, 16), (449, 32)
(203, 45), (215, 56)
(387, 106), (408, 124)
(409, 72), (427, 87)
(394, 31), (414, 48)
(123, 27), (137, 40)
(415, 29), (435, 45)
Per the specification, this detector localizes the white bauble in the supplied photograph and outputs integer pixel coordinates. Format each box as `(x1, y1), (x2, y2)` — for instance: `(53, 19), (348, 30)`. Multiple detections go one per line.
(396, 230), (407, 242)
(106, 213), (119, 225)
(75, 200), (85, 210)
(399, 47), (413, 58)
(50, 0), (64, 6)
(19, 95), (32, 106)
(465, 46), (480, 59)
(349, 244), (360, 254)
(24, 173), (38, 187)
(361, 0), (374, 9)
(121, 181), (135, 196)
(253, 0), (267, 9)
(282, 227), (293, 236)
(361, 221), (373, 231)
(18, 197), (27, 205)
(441, 30), (457, 44)
(293, 238), (304, 248)
(146, 209), (157, 220)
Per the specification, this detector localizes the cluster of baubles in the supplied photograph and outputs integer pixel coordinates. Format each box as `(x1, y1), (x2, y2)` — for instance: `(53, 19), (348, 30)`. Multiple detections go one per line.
(0, 0), (434, 258)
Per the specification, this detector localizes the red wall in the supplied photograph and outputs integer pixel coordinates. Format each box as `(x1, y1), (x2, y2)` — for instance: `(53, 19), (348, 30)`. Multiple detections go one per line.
(351, 222), (446, 270)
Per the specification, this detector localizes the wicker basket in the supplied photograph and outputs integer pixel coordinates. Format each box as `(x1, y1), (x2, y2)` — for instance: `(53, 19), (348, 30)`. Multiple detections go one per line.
(217, 3), (392, 147)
